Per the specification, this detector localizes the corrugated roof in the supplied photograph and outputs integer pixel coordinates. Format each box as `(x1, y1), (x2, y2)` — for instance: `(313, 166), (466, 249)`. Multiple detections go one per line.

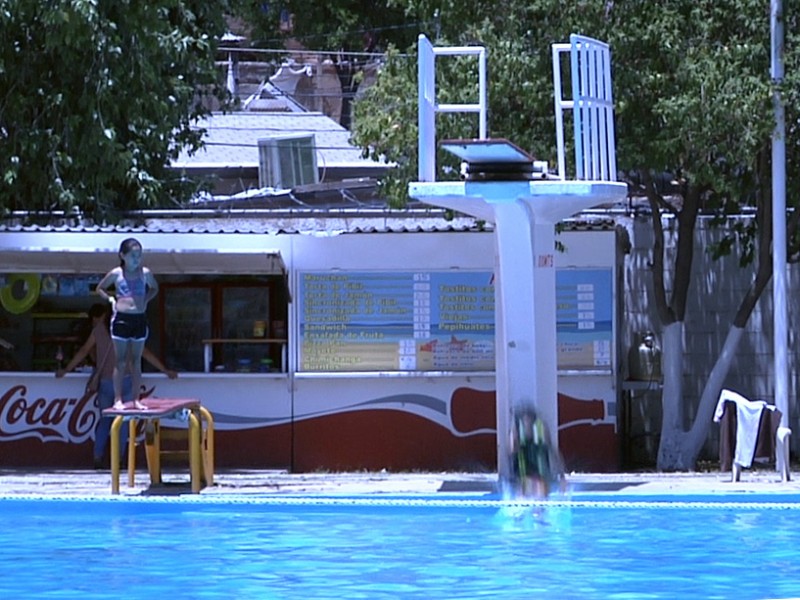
(188, 177), (389, 210)
(0, 210), (620, 236)
(173, 112), (385, 171)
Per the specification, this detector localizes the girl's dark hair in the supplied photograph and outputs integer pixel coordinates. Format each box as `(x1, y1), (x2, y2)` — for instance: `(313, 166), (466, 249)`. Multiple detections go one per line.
(118, 237), (142, 267)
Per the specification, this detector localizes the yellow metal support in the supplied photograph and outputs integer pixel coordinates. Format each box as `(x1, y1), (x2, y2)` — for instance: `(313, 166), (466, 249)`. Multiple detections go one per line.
(144, 420), (161, 484)
(107, 400), (214, 495)
(127, 420), (136, 488)
(110, 416), (123, 494)
(189, 411), (201, 494)
(199, 406), (215, 486)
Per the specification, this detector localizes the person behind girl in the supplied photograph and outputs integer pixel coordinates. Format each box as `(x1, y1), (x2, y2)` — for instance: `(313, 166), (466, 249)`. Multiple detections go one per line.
(56, 303), (131, 468)
(56, 303), (177, 468)
(96, 238), (159, 410)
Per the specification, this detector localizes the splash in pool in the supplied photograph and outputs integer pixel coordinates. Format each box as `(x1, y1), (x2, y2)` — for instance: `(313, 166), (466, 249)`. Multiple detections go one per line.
(506, 407), (565, 499)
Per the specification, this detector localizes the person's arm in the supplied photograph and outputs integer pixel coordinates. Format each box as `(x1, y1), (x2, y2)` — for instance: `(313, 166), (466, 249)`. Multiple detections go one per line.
(55, 333), (96, 378)
(144, 268), (159, 304)
(142, 347), (177, 379)
(95, 269), (118, 309)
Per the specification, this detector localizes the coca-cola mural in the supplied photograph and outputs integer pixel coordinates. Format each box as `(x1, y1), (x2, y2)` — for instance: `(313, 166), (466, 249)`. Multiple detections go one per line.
(0, 384), (98, 443)
(0, 226), (621, 472)
(0, 378), (171, 468)
(0, 382), (160, 443)
(0, 375), (619, 471)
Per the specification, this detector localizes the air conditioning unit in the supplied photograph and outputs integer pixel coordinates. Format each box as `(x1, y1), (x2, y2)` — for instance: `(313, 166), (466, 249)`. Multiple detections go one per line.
(258, 133), (319, 189)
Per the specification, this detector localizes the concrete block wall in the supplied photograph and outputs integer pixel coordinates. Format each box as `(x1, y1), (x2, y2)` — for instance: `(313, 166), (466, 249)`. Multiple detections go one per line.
(621, 214), (800, 463)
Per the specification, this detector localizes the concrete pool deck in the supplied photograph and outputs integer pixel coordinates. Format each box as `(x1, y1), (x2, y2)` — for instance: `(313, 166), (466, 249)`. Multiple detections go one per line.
(2, 466), (800, 498)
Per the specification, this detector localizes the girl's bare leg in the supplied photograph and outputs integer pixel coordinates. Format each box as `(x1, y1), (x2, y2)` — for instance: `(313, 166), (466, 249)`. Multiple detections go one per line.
(129, 339), (146, 409)
(111, 339), (128, 409)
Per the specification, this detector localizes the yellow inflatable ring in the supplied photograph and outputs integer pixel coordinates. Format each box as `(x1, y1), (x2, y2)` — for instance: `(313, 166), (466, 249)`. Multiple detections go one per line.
(0, 274), (41, 314)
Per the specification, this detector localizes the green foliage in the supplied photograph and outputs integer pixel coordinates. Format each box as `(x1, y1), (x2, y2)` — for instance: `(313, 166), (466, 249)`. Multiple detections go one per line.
(229, 0), (418, 51)
(352, 35), (532, 202)
(0, 0), (228, 219)
(609, 2), (774, 181)
(607, 1), (800, 264)
(351, 1), (603, 203)
(350, 46), (417, 208)
(349, 0), (800, 268)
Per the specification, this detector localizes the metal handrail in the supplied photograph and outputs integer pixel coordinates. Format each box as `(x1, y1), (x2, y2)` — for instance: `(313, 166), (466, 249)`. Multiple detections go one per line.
(417, 35), (487, 182)
(552, 35), (617, 181)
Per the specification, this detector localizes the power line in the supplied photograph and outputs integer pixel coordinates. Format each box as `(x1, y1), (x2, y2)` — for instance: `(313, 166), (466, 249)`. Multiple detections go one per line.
(243, 20), (426, 48)
(199, 141), (368, 152)
(218, 45), (405, 60)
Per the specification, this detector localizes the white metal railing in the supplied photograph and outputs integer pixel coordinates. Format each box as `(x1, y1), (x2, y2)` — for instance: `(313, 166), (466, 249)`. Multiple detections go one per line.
(417, 34), (487, 182)
(416, 33), (615, 183)
(552, 34), (617, 181)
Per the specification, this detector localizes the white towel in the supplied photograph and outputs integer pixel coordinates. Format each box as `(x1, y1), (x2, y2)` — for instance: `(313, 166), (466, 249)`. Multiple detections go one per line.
(714, 389), (776, 468)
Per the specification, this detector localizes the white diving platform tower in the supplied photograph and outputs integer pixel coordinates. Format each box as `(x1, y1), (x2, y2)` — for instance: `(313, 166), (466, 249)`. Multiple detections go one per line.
(409, 34), (628, 482)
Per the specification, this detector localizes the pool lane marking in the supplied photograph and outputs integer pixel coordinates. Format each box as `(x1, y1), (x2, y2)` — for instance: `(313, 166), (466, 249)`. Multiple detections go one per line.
(2, 494), (800, 510)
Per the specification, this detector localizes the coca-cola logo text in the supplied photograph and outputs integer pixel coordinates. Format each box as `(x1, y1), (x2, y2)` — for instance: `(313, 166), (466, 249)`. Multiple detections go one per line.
(0, 382), (158, 443)
(0, 384), (98, 442)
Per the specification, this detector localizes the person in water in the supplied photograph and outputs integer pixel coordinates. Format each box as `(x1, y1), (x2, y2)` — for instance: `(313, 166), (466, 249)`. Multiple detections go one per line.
(509, 407), (564, 497)
(96, 238), (159, 410)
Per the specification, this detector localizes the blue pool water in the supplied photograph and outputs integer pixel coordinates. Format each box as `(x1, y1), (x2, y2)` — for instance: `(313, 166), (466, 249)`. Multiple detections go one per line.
(1, 495), (800, 599)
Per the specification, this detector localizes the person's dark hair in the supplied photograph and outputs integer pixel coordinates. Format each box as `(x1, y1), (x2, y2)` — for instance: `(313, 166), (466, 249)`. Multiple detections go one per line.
(88, 303), (107, 319)
(88, 303), (111, 327)
(118, 237), (142, 267)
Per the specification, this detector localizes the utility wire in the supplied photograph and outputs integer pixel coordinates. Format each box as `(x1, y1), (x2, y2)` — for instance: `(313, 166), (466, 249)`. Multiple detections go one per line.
(243, 20), (425, 48)
(218, 46), (398, 59)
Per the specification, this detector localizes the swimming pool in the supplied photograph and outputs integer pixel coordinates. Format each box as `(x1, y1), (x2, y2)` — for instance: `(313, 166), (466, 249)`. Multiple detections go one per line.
(1, 495), (799, 599)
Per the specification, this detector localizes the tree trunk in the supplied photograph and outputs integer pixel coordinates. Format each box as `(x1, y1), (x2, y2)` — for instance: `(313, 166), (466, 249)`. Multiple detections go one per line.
(655, 166), (772, 470)
(657, 325), (747, 470)
(656, 321), (693, 470)
(687, 326), (746, 455)
(335, 60), (359, 129)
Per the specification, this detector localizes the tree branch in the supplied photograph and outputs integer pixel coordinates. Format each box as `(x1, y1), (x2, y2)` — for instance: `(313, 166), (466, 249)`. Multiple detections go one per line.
(733, 147), (772, 327)
(670, 183), (701, 321)
(642, 169), (675, 325)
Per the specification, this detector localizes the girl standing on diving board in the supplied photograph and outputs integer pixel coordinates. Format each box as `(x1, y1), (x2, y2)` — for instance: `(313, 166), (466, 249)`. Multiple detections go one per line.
(96, 238), (159, 410)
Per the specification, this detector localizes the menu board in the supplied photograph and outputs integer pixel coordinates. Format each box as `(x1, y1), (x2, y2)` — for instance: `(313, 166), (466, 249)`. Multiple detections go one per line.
(555, 268), (613, 370)
(299, 268), (613, 372)
(300, 271), (495, 372)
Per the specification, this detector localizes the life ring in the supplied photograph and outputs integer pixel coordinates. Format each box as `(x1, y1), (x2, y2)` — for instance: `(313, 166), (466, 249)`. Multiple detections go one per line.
(0, 274), (41, 314)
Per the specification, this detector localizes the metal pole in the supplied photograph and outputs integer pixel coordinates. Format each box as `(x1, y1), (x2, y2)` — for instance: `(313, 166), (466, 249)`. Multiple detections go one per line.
(771, 0), (789, 429)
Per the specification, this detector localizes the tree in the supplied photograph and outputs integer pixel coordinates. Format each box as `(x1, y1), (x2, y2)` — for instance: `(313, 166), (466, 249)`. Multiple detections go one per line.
(351, 0), (800, 469)
(352, 3), (591, 203)
(606, 1), (800, 469)
(0, 0), (229, 219)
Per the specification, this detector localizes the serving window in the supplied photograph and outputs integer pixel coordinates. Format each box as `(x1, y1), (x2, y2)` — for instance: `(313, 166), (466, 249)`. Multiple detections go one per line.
(0, 272), (286, 374)
(0, 273), (102, 372)
(158, 275), (288, 373)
